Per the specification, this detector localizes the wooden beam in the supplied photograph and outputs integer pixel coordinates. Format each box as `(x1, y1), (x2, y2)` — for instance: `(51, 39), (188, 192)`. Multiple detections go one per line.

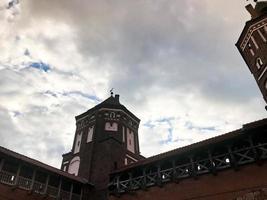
(43, 174), (50, 195)
(171, 160), (179, 183)
(156, 165), (163, 187)
(14, 164), (21, 186)
(189, 156), (197, 179)
(208, 150), (217, 176)
(79, 185), (83, 200)
(227, 145), (239, 171)
(30, 169), (36, 191)
(57, 177), (62, 199)
(141, 168), (147, 190)
(69, 183), (73, 200)
(0, 158), (5, 172)
(248, 136), (261, 164)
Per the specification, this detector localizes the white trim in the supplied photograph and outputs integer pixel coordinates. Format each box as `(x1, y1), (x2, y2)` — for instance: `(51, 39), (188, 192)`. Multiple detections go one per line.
(98, 108), (139, 124)
(257, 29), (267, 42)
(251, 36), (259, 49)
(76, 108), (139, 124)
(63, 161), (69, 165)
(126, 154), (138, 162)
(250, 49), (255, 56)
(258, 66), (267, 81)
(241, 18), (267, 50)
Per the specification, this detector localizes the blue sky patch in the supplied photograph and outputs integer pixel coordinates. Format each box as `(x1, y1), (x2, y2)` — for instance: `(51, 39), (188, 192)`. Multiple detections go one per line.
(29, 62), (50, 72)
(185, 121), (216, 132)
(63, 91), (101, 103)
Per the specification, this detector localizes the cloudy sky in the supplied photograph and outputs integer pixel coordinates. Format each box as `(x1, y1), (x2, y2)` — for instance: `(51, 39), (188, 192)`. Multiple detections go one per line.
(0, 0), (266, 168)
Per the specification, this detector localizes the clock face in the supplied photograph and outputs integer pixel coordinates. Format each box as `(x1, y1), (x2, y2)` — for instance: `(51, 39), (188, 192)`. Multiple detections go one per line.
(105, 122), (118, 131)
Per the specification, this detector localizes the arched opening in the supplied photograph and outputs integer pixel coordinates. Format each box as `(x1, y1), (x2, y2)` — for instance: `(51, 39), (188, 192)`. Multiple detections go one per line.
(68, 156), (80, 176)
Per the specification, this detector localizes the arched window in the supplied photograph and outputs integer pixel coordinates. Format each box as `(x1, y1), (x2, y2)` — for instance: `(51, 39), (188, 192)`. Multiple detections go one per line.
(256, 57), (264, 69)
(68, 156), (80, 176)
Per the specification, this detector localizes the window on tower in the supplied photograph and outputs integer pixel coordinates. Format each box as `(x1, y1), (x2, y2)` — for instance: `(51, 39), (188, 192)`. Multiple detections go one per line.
(74, 131), (83, 154)
(68, 156), (80, 176)
(127, 128), (135, 153)
(105, 122), (118, 131)
(87, 126), (94, 143)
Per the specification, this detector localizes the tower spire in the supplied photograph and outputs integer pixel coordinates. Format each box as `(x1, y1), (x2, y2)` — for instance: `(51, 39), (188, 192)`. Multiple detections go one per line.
(110, 88), (114, 97)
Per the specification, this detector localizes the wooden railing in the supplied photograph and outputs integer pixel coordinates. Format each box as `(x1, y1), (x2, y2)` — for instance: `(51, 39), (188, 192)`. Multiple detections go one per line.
(110, 141), (267, 194)
(0, 171), (81, 200)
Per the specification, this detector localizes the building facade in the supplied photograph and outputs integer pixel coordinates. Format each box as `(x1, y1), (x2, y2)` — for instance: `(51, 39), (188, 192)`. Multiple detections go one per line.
(236, 1), (267, 107)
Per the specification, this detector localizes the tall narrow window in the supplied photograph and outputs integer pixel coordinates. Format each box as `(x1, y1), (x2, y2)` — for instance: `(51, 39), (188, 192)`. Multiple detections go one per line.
(251, 35), (259, 49)
(122, 126), (125, 142)
(87, 126), (94, 143)
(256, 57), (264, 69)
(74, 132), (83, 154)
(127, 129), (135, 153)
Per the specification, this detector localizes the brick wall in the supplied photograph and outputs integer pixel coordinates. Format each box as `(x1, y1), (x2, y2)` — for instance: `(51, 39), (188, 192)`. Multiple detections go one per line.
(109, 163), (267, 200)
(0, 183), (55, 200)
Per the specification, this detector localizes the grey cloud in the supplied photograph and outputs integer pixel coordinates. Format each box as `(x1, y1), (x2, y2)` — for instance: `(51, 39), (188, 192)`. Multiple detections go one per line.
(1, 0), (266, 165)
(18, 1), (249, 104)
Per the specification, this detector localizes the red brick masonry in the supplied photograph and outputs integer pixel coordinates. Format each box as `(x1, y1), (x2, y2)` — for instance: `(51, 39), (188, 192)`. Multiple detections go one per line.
(110, 163), (267, 200)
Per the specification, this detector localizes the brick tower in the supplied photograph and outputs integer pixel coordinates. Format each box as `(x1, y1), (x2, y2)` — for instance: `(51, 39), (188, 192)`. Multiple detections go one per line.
(236, 1), (267, 107)
(61, 94), (144, 190)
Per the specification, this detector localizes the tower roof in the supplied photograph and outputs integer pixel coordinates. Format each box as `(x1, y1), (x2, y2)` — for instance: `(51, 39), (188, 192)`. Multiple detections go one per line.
(255, 1), (267, 14)
(245, 1), (267, 19)
(75, 94), (140, 122)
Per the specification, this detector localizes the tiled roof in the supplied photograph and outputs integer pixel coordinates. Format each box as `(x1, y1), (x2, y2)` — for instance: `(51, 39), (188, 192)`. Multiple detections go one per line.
(111, 118), (267, 174)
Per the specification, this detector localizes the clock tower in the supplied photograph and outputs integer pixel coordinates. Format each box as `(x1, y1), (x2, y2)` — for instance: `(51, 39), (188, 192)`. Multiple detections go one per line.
(236, 1), (267, 107)
(61, 94), (144, 190)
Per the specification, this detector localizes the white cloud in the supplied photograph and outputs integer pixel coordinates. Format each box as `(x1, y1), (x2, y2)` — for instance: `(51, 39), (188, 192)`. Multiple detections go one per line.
(0, 0), (265, 168)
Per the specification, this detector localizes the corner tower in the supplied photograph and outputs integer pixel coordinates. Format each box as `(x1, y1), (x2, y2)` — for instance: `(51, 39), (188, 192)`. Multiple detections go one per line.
(61, 94), (144, 188)
(236, 1), (267, 106)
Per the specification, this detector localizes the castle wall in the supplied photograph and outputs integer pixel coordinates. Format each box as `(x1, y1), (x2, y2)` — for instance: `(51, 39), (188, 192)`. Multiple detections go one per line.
(109, 163), (267, 200)
(0, 183), (55, 200)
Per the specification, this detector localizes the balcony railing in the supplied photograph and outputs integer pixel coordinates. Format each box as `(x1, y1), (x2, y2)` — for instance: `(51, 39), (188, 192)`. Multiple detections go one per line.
(0, 171), (81, 200)
(110, 142), (267, 194)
